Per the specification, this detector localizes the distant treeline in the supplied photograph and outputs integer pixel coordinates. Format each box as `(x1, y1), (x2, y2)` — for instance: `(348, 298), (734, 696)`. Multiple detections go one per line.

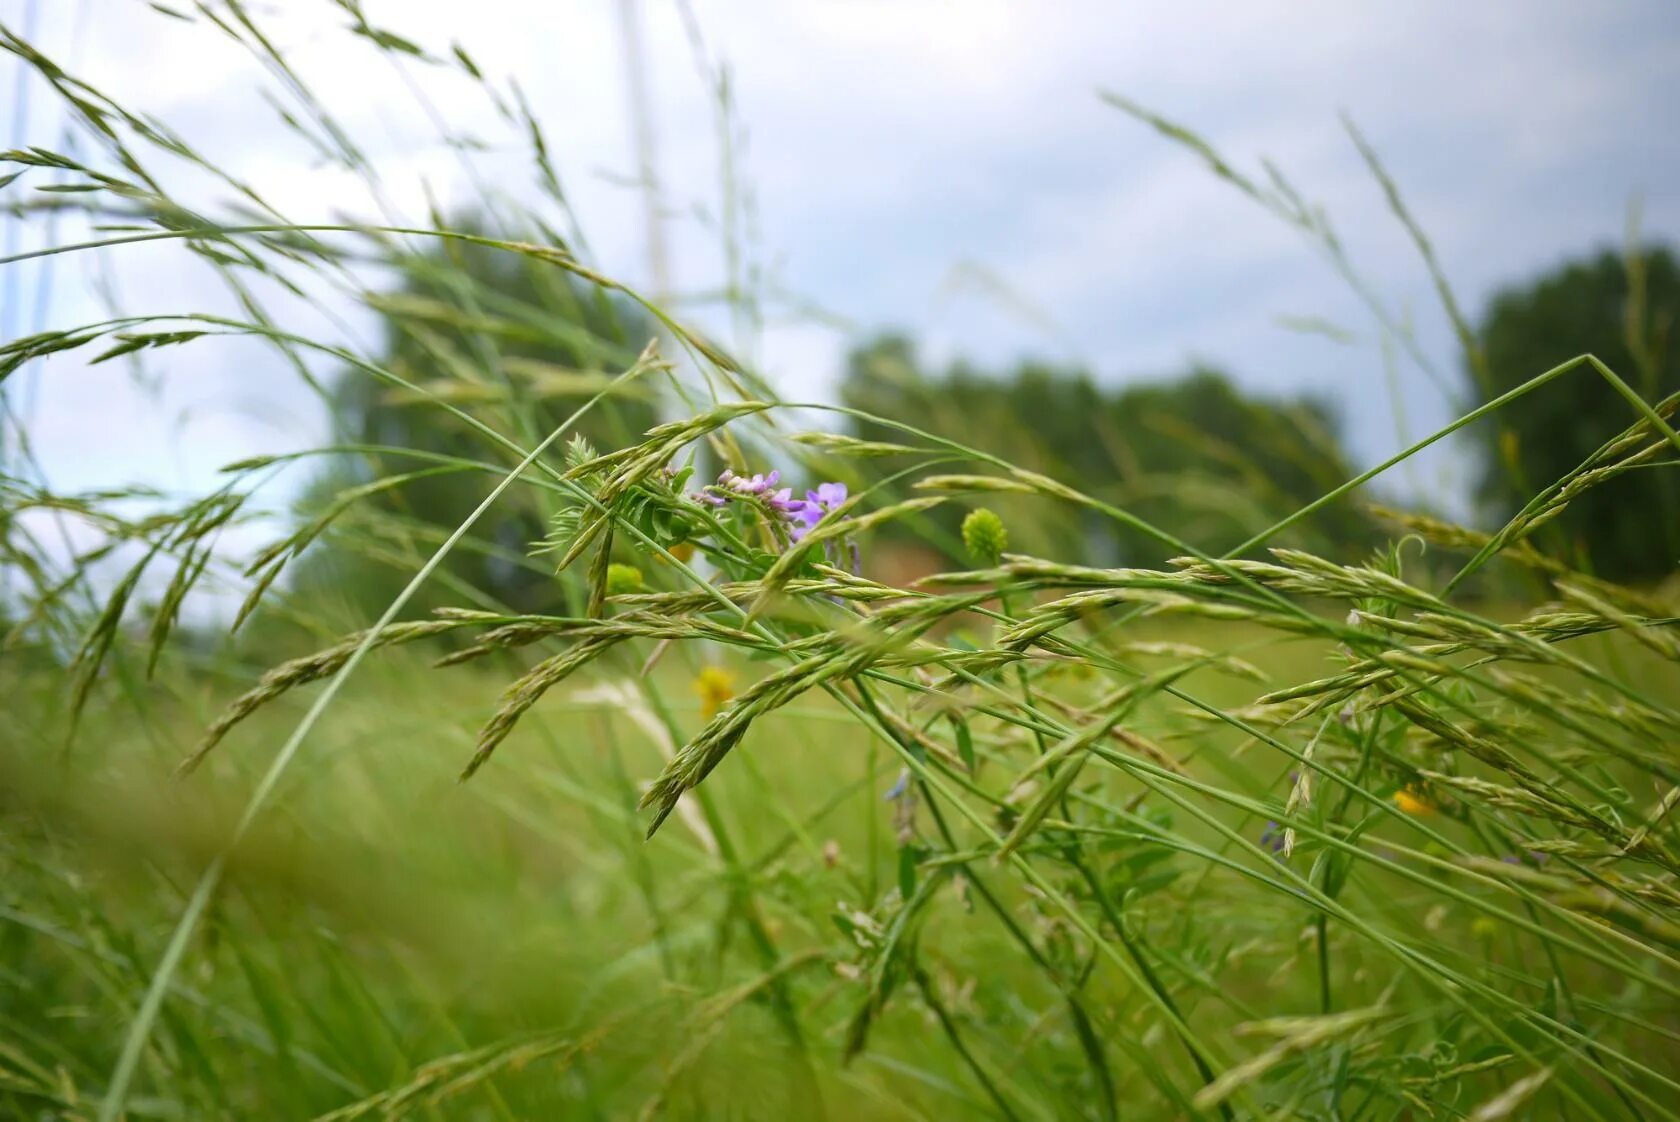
(272, 236), (1678, 633)
(838, 335), (1382, 569)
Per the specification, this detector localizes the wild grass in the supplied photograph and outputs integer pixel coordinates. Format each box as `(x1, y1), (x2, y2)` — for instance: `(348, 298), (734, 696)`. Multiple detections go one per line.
(3, 6), (1679, 1121)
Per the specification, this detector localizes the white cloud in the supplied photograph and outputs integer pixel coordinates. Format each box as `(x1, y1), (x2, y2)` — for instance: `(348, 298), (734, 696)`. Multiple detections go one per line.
(5, 0), (1677, 514)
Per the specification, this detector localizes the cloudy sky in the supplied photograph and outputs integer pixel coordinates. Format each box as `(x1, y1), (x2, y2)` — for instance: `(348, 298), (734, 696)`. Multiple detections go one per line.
(6, 0), (1680, 513)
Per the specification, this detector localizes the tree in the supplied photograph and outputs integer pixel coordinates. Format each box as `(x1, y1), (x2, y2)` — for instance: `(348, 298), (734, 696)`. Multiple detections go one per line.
(1472, 246), (1680, 580)
(283, 226), (661, 625)
(840, 335), (1378, 569)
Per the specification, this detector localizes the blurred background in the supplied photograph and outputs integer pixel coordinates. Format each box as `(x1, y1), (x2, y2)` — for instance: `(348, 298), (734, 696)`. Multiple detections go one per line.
(5, 2), (1677, 555)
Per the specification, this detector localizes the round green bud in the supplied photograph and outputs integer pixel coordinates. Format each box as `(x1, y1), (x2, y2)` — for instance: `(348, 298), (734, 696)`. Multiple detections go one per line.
(961, 507), (1008, 565)
(605, 563), (645, 596)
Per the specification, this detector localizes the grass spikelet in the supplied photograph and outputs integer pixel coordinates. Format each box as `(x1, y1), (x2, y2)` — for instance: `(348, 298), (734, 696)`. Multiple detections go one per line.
(1467, 1069), (1553, 1121)
(1192, 1005), (1389, 1111)
(788, 431), (925, 457)
(461, 636), (627, 779)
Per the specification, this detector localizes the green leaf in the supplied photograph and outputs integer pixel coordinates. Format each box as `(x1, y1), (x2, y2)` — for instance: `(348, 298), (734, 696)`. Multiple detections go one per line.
(897, 844), (921, 900)
(951, 716), (975, 773)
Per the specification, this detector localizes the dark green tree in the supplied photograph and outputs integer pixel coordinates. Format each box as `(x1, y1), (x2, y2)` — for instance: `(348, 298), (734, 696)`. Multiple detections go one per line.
(284, 227), (661, 624)
(841, 335), (1377, 568)
(1473, 246), (1680, 579)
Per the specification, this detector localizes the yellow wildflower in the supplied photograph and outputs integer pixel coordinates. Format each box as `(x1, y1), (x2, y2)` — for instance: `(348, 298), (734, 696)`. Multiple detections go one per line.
(1394, 787), (1433, 816)
(693, 665), (736, 719)
(666, 541), (696, 563)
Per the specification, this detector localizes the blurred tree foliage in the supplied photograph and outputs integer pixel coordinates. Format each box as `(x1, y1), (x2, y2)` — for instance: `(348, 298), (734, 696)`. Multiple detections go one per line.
(1472, 246), (1679, 580)
(284, 227), (660, 624)
(840, 335), (1380, 567)
(273, 231), (1401, 631)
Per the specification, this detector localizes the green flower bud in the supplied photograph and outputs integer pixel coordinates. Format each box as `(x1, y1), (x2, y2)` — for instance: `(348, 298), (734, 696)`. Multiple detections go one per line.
(961, 507), (1008, 566)
(605, 563), (645, 596)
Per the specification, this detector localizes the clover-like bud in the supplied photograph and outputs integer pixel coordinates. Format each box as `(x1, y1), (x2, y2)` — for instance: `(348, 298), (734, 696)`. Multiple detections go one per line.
(961, 507), (1008, 565)
(605, 563), (645, 596)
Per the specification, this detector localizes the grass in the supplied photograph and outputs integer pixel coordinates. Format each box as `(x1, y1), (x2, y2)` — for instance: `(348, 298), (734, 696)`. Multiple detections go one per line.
(3, 5), (1680, 1121)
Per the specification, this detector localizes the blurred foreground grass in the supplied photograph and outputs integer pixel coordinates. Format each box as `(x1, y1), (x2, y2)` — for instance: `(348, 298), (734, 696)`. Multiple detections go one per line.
(5, 612), (1677, 1119)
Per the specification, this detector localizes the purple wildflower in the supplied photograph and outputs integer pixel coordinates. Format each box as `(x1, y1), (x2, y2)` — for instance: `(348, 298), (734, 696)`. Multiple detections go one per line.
(767, 487), (805, 515)
(722, 468), (778, 496)
(810, 481), (848, 507)
(788, 504), (822, 538)
(694, 467), (784, 508)
(689, 470), (855, 563)
(1259, 820), (1286, 857)
(790, 481), (848, 542)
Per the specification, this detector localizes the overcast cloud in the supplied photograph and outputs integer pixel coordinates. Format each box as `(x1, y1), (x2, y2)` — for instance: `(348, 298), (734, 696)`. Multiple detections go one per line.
(5, 0), (1679, 512)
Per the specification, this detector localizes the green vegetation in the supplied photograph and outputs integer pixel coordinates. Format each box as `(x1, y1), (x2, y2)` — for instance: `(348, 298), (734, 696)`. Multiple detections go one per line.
(2, 8), (1678, 1122)
(840, 337), (1382, 568)
(1472, 246), (1680, 578)
(284, 228), (662, 625)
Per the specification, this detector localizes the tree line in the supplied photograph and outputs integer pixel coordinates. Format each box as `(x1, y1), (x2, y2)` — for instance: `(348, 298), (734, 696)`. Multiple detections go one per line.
(280, 238), (1679, 628)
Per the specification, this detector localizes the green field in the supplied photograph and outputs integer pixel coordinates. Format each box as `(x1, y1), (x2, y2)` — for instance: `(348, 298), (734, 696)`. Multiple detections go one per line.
(6, 596), (1679, 1118)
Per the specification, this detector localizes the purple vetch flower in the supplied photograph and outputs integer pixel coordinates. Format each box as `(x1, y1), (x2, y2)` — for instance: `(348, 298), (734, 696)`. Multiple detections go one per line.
(1259, 820), (1286, 857)
(767, 487), (806, 515)
(790, 481), (848, 542)
(723, 468), (779, 496)
(809, 481), (848, 508)
(689, 470), (857, 563)
(694, 467), (785, 508)
(788, 504), (822, 539)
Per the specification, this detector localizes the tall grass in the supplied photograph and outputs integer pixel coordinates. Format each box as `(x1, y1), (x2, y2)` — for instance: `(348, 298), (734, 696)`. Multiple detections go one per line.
(3, 6), (1679, 1121)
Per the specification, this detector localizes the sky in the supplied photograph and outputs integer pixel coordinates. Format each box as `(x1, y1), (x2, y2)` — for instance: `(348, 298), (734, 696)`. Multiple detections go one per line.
(5, 0), (1680, 519)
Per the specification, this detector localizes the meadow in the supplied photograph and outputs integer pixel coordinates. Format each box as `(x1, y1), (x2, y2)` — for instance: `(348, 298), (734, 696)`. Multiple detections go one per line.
(3, 6), (1680, 1121)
